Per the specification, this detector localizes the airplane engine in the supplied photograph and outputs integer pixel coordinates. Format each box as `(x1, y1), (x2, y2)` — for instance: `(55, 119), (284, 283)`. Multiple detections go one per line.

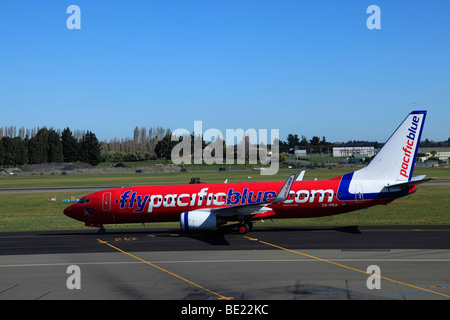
(180, 209), (226, 231)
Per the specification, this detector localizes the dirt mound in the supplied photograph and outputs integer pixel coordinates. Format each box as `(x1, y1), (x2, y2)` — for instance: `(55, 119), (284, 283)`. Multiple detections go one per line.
(19, 162), (94, 173)
(17, 162), (181, 175)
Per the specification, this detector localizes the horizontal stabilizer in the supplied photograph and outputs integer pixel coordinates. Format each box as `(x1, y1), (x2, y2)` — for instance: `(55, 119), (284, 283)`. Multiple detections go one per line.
(385, 176), (436, 189)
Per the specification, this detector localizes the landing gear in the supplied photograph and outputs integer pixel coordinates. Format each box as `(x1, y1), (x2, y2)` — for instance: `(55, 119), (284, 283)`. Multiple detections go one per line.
(98, 225), (106, 234)
(237, 221), (253, 234)
(85, 222), (106, 234)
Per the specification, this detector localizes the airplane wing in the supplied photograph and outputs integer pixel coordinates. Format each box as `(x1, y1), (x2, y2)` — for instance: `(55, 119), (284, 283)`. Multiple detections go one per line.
(213, 174), (296, 217)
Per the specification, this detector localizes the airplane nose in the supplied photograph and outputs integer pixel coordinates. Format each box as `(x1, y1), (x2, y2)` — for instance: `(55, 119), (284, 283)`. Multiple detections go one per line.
(63, 204), (74, 217)
(64, 203), (82, 220)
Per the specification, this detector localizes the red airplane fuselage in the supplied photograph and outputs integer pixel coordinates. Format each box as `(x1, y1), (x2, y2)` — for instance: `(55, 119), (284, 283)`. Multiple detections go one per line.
(63, 175), (415, 231)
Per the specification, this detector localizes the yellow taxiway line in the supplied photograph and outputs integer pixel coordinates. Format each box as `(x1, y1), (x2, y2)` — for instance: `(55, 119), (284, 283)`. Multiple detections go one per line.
(245, 236), (450, 299)
(97, 239), (233, 300)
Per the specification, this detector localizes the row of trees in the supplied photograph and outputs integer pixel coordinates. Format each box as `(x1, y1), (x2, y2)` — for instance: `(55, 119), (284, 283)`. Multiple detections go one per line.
(101, 126), (170, 154)
(0, 125), (87, 141)
(420, 138), (450, 148)
(99, 126), (172, 163)
(0, 125), (173, 167)
(280, 134), (332, 154)
(2, 124), (449, 167)
(0, 128), (101, 167)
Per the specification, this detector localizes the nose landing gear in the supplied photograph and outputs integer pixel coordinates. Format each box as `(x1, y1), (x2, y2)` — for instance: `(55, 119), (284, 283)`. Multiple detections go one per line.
(85, 222), (106, 234)
(98, 225), (106, 234)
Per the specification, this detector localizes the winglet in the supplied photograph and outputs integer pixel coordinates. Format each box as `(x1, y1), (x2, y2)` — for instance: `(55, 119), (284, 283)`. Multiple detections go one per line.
(296, 170), (305, 181)
(271, 174), (296, 203)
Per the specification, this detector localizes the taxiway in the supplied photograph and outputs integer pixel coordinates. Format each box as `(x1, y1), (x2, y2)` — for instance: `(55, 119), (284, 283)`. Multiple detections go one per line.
(1, 225), (450, 300)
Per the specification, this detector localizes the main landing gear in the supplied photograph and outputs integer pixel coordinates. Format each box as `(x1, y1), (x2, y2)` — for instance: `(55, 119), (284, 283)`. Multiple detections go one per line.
(237, 221), (253, 235)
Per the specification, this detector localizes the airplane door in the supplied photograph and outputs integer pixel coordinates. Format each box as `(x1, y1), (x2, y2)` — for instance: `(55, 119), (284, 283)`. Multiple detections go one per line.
(355, 185), (364, 203)
(102, 192), (112, 211)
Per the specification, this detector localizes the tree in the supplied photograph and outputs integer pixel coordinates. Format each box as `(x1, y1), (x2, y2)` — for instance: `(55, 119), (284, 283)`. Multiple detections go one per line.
(47, 130), (63, 162)
(27, 128), (64, 164)
(299, 135), (308, 147)
(80, 131), (101, 166)
(155, 133), (177, 160)
(61, 128), (80, 162)
(15, 137), (28, 165)
(28, 128), (49, 164)
(309, 136), (320, 146)
(1, 137), (27, 166)
(0, 138), (4, 165)
(287, 134), (299, 148)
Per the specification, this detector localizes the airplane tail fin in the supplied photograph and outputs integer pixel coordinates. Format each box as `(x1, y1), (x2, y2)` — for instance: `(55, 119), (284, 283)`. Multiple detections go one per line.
(357, 110), (427, 182)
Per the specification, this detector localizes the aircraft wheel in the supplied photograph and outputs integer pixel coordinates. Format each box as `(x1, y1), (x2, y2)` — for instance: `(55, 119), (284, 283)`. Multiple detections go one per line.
(238, 223), (249, 235)
(98, 226), (106, 234)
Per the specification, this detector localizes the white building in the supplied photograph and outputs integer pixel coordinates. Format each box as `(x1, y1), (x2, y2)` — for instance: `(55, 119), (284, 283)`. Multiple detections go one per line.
(333, 147), (375, 157)
(294, 149), (307, 158)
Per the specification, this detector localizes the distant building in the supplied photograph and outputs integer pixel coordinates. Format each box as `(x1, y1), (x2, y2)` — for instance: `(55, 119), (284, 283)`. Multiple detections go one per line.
(436, 152), (450, 164)
(333, 147), (375, 157)
(294, 149), (307, 158)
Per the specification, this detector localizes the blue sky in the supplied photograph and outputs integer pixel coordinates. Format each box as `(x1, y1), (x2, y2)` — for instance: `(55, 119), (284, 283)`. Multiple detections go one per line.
(1, 0), (449, 143)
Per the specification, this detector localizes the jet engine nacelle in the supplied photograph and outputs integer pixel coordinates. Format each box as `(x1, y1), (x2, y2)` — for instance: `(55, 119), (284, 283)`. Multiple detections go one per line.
(180, 209), (226, 231)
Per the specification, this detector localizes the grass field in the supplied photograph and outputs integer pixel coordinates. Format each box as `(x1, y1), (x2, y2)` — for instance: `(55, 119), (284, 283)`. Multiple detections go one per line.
(1, 166), (449, 188)
(0, 167), (449, 232)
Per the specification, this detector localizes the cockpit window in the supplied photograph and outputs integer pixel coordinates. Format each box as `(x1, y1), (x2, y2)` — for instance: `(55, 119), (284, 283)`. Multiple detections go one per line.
(78, 197), (91, 204)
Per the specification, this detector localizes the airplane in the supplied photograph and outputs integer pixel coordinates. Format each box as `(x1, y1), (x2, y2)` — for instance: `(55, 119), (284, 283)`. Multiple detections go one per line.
(64, 110), (432, 234)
